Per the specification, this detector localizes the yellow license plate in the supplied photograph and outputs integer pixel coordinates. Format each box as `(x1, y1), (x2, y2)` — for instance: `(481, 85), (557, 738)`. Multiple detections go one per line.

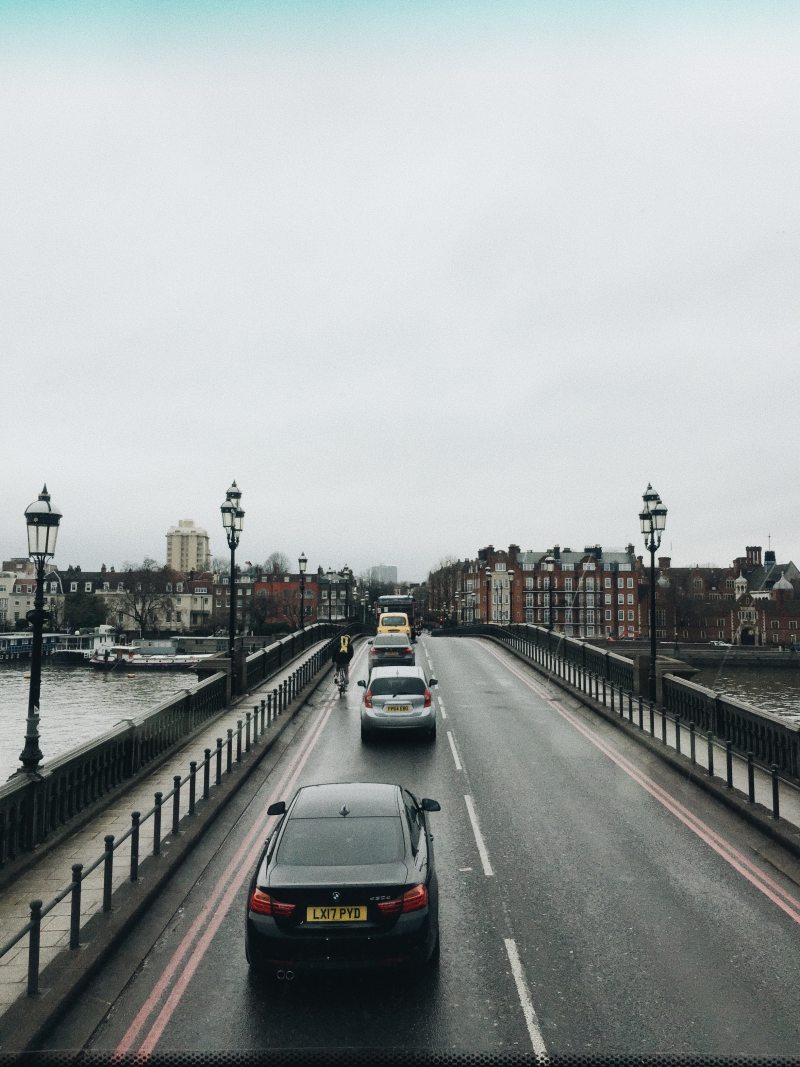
(306, 905), (367, 922)
(385, 704), (411, 713)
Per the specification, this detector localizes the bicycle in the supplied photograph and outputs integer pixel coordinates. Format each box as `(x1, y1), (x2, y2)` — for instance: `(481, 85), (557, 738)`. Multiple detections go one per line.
(334, 664), (349, 698)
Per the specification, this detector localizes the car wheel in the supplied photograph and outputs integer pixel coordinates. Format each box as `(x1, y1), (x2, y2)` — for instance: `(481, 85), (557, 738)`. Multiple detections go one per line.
(427, 723), (437, 741)
(360, 723), (371, 743)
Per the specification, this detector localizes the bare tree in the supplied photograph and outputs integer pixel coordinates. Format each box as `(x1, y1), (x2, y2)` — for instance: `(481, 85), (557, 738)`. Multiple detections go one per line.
(263, 551), (290, 576)
(117, 559), (176, 635)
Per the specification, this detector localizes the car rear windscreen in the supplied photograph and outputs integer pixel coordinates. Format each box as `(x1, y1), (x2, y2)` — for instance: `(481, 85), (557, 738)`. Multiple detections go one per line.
(380, 615), (407, 626)
(277, 816), (404, 866)
(370, 677), (426, 695)
(374, 634), (409, 646)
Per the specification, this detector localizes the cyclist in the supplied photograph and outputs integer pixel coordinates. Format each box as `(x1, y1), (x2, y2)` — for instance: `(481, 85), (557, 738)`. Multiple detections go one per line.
(332, 634), (354, 688)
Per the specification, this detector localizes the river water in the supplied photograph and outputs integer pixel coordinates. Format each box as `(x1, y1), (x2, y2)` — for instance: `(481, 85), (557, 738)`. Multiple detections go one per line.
(691, 666), (800, 722)
(0, 663), (192, 783)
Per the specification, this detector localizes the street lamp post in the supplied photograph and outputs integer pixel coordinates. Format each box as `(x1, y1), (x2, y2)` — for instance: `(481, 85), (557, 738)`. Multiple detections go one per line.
(221, 481), (244, 694)
(298, 552), (307, 630)
(342, 566), (352, 621)
(508, 569), (515, 624)
(640, 483), (668, 703)
(485, 567), (492, 624)
(20, 485), (62, 773)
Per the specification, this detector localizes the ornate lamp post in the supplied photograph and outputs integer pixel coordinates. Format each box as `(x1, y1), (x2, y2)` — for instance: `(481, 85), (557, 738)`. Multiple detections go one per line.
(485, 567), (492, 624)
(298, 552), (307, 630)
(640, 483), (668, 703)
(21, 485), (62, 772)
(507, 569), (515, 624)
(342, 566), (352, 621)
(221, 481), (244, 692)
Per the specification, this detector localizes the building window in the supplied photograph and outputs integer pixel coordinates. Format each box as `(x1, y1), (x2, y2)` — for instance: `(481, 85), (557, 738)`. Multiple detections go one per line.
(525, 578), (534, 590)
(628, 611), (634, 621)
(627, 594), (634, 604)
(495, 562), (506, 571)
(564, 578), (573, 591)
(604, 577), (612, 589)
(618, 610), (625, 621)
(618, 594), (624, 605)
(585, 577), (595, 590)
(627, 578), (634, 588)
(618, 577), (624, 589)
(70, 583), (78, 592)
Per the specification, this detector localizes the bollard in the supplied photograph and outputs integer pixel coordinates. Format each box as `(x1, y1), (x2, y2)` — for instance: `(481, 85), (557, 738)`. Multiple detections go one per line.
(189, 762), (197, 815)
(252, 706), (258, 743)
(103, 834), (114, 911)
(601, 680), (607, 706)
(203, 750), (211, 800)
(154, 792), (163, 855)
(267, 693), (273, 726)
(638, 696), (644, 731)
(236, 721), (243, 762)
(70, 864), (83, 947)
(771, 764), (780, 820)
(726, 741), (733, 789)
(246, 712), (252, 752)
(172, 775), (182, 835)
(27, 900), (43, 996)
(628, 693), (634, 724)
(227, 729), (233, 772)
(706, 734), (714, 778)
(260, 698), (266, 732)
(130, 813), (140, 881)
(675, 717), (681, 755)
(661, 707), (667, 745)
(273, 688), (279, 716)
(216, 738), (223, 785)
(689, 722), (696, 765)
(747, 752), (755, 803)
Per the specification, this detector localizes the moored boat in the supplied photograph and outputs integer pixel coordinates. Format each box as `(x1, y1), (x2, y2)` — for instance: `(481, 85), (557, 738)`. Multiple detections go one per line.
(52, 625), (119, 664)
(89, 645), (214, 671)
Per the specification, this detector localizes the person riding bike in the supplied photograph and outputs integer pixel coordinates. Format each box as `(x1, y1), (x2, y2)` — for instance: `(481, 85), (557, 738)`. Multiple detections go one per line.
(332, 634), (354, 688)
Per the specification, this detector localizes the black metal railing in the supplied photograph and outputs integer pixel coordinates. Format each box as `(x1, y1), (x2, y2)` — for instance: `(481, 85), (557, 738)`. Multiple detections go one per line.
(0, 623), (349, 870)
(0, 639), (334, 998)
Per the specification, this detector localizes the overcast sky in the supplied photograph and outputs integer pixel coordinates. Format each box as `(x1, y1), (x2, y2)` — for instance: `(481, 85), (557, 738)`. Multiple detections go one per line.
(3, 2), (799, 583)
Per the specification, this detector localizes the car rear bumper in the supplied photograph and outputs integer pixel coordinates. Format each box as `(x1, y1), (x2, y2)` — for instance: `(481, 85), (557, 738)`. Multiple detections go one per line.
(246, 910), (436, 971)
(361, 707), (434, 731)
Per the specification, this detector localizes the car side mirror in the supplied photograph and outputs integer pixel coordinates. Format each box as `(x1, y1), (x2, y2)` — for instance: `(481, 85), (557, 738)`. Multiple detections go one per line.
(428, 677), (438, 686)
(357, 679), (366, 688)
(420, 798), (441, 812)
(267, 801), (286, 816)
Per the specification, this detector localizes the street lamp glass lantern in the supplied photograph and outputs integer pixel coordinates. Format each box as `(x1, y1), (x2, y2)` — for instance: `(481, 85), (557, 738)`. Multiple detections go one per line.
(639, 508), (652, 536)
(233, 506), (245, 533)
(298, 552), (307, 575)
(220, 499), (234, 529)
(652, 501), (667, 533)
(226, 480), (242, 507)
(25, 485), (62, 559)
(642, 483), (659, 513)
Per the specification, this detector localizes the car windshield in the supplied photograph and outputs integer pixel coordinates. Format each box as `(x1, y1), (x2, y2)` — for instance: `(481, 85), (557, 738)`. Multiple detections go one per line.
(370, 677), (426, 696)
(276, 816), (404, 866)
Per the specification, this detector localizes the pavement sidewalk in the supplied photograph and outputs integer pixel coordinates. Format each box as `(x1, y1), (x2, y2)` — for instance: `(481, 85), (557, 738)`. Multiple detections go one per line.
(0, 639), (333, 1033)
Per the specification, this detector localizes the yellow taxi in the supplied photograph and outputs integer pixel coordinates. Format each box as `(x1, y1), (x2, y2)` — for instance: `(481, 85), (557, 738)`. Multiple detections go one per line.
(376, 612), (412, 638)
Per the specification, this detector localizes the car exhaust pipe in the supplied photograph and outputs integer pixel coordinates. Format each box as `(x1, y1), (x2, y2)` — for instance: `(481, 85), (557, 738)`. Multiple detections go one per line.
(285, 970), (295, 981)
(276, 969), (285, 980)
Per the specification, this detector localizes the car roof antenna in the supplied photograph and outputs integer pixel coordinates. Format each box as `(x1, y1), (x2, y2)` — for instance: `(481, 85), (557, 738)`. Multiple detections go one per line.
(339, 804), (350, 817)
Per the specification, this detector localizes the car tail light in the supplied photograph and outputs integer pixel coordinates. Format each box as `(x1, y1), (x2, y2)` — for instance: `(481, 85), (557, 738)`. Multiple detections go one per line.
(364, 689), (373, 708)
(404, 647), (413, 656)
(249, 888), (296, 917)
(376, 884), (428, 915)
(423, 688), (432, 708)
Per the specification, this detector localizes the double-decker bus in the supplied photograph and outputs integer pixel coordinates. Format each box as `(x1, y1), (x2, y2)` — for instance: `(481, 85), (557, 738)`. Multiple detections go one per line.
(375, 594), (418, 637)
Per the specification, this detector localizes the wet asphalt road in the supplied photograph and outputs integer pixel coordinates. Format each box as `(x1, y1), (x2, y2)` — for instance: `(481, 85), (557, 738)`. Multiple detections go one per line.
(46, 635), (800, 1058)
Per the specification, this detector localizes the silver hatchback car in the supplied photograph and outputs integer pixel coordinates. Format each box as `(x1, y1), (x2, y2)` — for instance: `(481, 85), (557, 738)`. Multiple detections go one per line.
(358, 666), (438, 743)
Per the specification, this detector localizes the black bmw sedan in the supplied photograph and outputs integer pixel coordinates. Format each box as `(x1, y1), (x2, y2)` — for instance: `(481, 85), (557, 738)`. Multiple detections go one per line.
(245, 781), (440, 976)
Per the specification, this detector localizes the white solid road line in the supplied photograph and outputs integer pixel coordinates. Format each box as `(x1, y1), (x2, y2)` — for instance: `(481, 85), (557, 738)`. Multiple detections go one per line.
(464, 794), (494, 877)
(504, 938), (548, 1059)
(438, 700), (447, 720)
(446, 730), (462, 770)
